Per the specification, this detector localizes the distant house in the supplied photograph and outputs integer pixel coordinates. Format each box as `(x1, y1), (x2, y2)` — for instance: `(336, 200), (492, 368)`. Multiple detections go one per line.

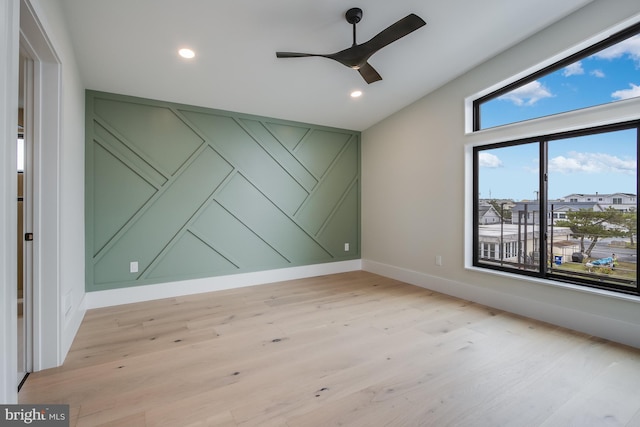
(478, 203), (502, 224)
(478, 223), (575, 264)
(511, 201), (604, 225)
(559, 193), (636, 212)
(548, 201), (605, 225)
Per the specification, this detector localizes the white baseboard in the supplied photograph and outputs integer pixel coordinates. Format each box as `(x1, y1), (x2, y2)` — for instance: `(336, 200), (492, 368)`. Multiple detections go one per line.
(362, 259), (640, 349)
(86, 260), (362, 309)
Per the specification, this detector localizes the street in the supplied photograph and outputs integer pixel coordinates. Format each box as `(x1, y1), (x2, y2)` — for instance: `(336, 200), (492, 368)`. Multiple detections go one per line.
(573, 238), (637, 263)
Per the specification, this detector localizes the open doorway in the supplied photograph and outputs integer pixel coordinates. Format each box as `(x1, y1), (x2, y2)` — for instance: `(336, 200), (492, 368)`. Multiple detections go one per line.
(17, 51), (33, 390)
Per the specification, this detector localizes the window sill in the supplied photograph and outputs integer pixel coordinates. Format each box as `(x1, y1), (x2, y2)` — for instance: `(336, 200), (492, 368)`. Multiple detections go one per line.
(466, 265), (640, 304)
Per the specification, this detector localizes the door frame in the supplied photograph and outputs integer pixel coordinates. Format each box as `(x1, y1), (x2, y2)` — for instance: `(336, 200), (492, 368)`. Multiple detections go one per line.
(19, 0), (63, 373)
(0, 0), (63, 402)
(1, 0), (21, 404)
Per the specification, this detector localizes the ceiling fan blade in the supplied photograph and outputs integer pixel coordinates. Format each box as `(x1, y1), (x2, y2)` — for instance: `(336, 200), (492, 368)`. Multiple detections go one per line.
(358, 62), (382, 84)
(325, 13), (426, 69)
(276, 52), (325, 59)
(361, 14), (426, 54)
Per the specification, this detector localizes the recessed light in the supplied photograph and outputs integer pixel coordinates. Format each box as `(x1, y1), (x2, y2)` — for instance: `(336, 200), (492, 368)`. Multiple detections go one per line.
(351, 90), (363, 98)
(178, 48), (195, 59)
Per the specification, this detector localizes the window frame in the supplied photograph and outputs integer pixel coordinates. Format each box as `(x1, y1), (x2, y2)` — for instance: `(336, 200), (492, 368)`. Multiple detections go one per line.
(472, 21), (640, 131)
(473, 121), (640, 296)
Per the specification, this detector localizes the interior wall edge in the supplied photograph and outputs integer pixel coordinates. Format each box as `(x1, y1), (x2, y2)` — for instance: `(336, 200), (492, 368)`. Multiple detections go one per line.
(0, 0), (20, 405)
(362, 259), (640, 350)
(85, 259), (362, 310)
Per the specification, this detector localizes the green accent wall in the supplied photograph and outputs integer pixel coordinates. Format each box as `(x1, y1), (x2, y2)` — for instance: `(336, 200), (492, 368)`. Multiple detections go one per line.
(85, 91), (360, 291)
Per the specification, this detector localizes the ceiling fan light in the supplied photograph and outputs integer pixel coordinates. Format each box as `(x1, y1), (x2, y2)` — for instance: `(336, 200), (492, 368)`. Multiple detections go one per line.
(351, 90), (363, 98)
(178, 48), (195, 59)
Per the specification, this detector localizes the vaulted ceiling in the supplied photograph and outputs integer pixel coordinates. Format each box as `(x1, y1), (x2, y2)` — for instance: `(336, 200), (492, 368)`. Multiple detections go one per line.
(60, 0), (593, 130)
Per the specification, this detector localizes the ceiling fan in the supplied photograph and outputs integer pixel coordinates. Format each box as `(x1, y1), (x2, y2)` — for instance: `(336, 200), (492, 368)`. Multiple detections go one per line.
(276, 8), (426, 84)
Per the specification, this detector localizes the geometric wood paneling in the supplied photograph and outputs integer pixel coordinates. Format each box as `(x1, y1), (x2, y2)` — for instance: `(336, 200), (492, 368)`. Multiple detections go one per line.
(85, 91), (360, 291)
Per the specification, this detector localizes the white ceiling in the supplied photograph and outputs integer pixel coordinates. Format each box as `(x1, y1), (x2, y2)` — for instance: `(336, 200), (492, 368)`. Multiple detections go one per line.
(59, 0), (593, 131)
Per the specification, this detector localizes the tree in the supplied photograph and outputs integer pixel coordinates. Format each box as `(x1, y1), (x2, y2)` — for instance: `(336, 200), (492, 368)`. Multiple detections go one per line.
(610, 210), (637, 246)
(489, 200), (512, 221)
(555, 208), (625, 256)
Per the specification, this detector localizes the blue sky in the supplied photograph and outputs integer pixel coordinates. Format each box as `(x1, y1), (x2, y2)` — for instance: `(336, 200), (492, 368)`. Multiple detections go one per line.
(479, 34), (639, 201)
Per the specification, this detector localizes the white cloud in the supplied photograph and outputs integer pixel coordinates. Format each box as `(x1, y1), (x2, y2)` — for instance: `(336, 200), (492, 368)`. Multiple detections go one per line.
(611, 83), (640, 100)
(563, 61), (584, 77)
(590, 69), (605, 78)
(498, 80), (553, 106)
(523, 157), (540, 174)
(549, 151), (636, 175)
(593, 34), (640, 65)
(479, 152), (503, 168)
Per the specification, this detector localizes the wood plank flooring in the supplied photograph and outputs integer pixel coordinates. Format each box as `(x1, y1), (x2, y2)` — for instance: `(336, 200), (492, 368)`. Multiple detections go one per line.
(19, 271), (640, 426)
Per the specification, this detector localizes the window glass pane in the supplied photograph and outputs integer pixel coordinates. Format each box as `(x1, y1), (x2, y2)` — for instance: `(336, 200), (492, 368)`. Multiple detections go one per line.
(548, 128), (637, 289)
(478, 33), (640, 129)
(17, 137), (24, 172)
(477, 143), (541, 272)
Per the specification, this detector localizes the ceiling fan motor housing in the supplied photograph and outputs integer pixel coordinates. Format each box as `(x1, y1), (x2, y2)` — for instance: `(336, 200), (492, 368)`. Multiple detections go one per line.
(346, 8), (362, 24)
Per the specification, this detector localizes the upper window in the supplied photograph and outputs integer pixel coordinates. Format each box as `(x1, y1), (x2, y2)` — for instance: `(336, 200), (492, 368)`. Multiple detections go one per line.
(474, 23), (640, 130)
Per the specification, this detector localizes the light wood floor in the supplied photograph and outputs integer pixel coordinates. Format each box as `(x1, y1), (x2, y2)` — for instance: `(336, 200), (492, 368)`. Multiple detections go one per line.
(19, 271), (640, 426)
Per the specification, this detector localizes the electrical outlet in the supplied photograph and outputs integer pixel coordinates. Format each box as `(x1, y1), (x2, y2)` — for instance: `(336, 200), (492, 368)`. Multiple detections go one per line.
(130, 261), (139, 273)
(435, 255), (442, 266)
(344, 243), (350, 251)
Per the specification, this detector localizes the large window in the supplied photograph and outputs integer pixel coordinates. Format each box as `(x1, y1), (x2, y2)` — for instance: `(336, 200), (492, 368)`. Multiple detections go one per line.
(474, 122), (638, 295)
(474, 22), (640, 130)
(472, 20), (640, 296)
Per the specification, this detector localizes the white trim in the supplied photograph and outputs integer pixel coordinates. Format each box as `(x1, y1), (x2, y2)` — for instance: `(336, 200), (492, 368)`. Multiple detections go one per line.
(86, 260), (362, 309)
(463, 265), (640, 304)
(363, 259), (640, 349)
(466, 96), (640, 145)
(0, 0), (20, 405)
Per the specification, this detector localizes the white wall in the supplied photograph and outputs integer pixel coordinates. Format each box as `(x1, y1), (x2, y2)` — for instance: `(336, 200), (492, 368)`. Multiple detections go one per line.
(362, 0), (640, 349)
(32, 0), (86, 362)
